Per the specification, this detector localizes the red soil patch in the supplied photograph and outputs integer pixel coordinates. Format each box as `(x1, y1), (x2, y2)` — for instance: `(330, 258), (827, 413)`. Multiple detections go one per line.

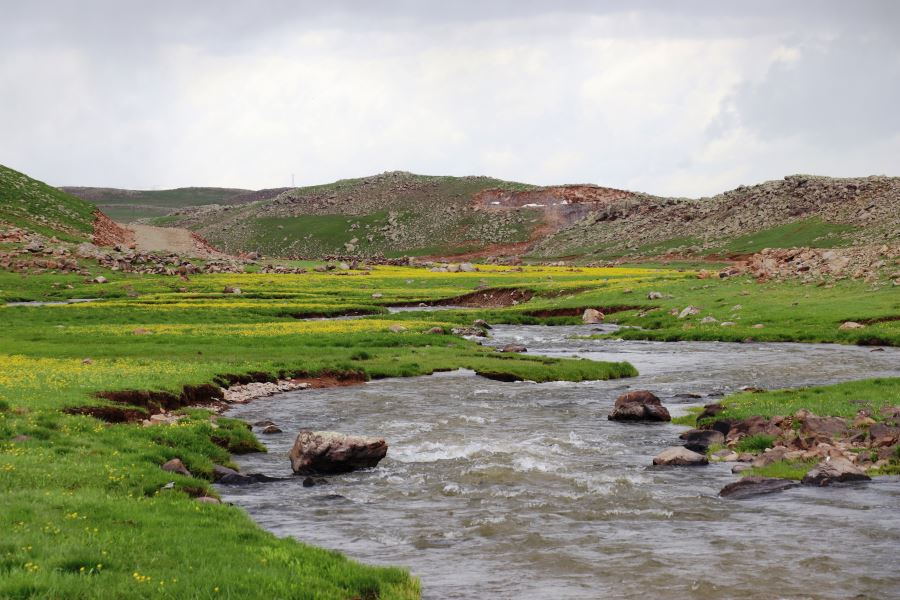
(90, 210), (133, 247)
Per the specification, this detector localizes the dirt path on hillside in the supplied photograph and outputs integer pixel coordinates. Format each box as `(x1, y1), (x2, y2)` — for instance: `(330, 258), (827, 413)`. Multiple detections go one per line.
(128, 224), (226, 258)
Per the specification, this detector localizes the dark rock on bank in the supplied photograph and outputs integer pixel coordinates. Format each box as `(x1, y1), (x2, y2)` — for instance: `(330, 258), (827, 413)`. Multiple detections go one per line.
(680, 429), (725, 453)
(161, 458), (192, 477)
(608, 390), (671, 422)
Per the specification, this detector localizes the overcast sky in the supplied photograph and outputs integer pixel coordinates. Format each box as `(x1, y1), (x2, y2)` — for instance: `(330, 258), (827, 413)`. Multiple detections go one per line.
(2, 1), (898, 196)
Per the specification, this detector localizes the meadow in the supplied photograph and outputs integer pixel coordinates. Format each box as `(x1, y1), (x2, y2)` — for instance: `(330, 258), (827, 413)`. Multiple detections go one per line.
(1, 261), (898, 598)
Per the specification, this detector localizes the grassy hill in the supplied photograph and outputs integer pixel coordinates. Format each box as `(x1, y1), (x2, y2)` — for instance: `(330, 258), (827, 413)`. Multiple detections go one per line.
(0, 165), (96, 242)
(162, 171), (541, 258)
(60, 186), (289, 222)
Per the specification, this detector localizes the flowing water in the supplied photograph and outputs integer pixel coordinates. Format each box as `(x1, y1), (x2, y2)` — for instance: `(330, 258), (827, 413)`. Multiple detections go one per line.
(220, 325), (900, 599)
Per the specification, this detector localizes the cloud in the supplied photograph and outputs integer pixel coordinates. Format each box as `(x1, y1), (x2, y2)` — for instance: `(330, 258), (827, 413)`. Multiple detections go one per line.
(0, 1), (897, 196)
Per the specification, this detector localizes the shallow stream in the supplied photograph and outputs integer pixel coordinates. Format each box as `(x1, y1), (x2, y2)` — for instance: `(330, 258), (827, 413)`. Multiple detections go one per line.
(220, 325), (900, 599)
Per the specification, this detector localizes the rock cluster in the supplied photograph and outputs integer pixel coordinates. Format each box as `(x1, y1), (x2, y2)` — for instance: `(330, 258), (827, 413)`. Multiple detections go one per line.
(222, 380), (311, 404)
(734, 244), (899, 283)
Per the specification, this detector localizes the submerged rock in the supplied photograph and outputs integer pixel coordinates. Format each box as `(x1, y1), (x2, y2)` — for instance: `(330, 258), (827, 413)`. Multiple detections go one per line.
(652, 447), (708, 466)
(608, 390), (671, 422)
(719, 476), (800, 499)
(499, 343), (527, 353)
(289, 430), (388, 475)
(801, 458), (871, 486)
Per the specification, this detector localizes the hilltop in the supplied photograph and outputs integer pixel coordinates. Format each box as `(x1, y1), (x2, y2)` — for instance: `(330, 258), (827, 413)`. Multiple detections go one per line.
(61, 185), (290, 222)
(113, 171), (900, 262)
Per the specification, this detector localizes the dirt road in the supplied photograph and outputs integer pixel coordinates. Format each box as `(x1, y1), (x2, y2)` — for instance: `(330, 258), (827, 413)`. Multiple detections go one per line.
(128, 224), (226, 258)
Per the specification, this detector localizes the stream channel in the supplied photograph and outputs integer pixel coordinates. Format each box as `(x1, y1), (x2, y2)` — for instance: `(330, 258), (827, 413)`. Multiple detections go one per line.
(219, 324), (900, 599)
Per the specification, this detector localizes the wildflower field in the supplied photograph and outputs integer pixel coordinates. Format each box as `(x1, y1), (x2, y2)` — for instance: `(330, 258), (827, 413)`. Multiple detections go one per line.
(0, 262), (898, 598)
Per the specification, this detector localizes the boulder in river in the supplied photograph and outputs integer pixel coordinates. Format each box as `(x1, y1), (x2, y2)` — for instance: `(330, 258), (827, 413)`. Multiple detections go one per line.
(289, 430), (388, 475)
(719, 476), (800, 499)
(652, 447), (708, 466)
(801, 458), (871, 486)
(608, 390), (671, 422)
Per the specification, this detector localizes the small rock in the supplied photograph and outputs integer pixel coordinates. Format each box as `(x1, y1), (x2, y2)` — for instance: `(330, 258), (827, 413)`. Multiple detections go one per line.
(838, 321), (865, 330)
(195, 496), (220, 504)
(647, 291), (663, 300)
(582, 308), (605, 324)
(371, 293), (383, 299)
(680, 429), (725, 453)
(473, 319), (492, 329)
(652, 447), (708, 466)
(499, 344), (527, 353)
(427, 326), (444, 334)
(678, 306), (701, 319)
(700, 316), (718, 325)
(223, 286), (242, 294)
(731, 463), (753, 474)
(261, 424), (283, 434)
(92, 276), (108, 284)
(801, 458), (871, 486)
(161, 458), (192, 477)
(719, 476), (800, 499)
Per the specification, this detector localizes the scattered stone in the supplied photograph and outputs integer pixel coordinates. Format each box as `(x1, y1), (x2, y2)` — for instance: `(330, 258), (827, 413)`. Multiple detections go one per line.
(499, 344), (527, 353)
(289, 430), (388, 475)
(91, 276), (108, 284)
(261, 424), (283, 434)
(161, 458), (192, 477)
(678, 306), (701, 319)
(839, 321), (865, 331)
(473, 319), (492, 329)
(608, 390), (671, 422)
(223, 380), (310, 404)
(459, 262), (477, 272)
(801, 458), (871, 486)
(700, 316), (718, 325)
(647, 291), (663, 300)
(731, 463), (752, 474)
(388, 324), (407, 333)
(195, 496), (221, 504)
(582, 308), (604, 324)
(371, 292), (383, 299)
(427, 326), (444, 334)
(680, 429), (725, 453)
(719, 476), (800, 499)
(652, 447), (708, 466)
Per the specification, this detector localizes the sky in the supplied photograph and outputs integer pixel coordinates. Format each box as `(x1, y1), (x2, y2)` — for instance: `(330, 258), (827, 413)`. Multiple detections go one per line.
(2, 1), (899, 196)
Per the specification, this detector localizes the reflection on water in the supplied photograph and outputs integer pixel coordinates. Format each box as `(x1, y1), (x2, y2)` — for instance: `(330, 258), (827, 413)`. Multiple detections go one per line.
(220, 326), (900, 599)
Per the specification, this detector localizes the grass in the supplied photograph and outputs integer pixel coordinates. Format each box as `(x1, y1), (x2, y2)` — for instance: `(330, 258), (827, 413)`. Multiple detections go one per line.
(735, 434), (776, 453)
(0, 165), (95, 241)
(0, 263), (651, 598)
(716, 218), (856, 255)
(746, 460), (816, 480)
(708, 378), (900, 424)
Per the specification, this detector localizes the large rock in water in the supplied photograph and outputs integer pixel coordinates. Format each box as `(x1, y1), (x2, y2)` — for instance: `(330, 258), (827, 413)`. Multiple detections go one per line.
(608, 390), (671, 422)
(801, 458), (871, 486)
(652, 447), (708, 466)
(719, 476), (800, 499)
(289, 431), (388, 475)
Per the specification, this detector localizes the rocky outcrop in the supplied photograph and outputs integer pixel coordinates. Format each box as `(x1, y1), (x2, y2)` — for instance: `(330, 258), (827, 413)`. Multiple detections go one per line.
(719, 476), (800, 499)
(608, 390), (671, 422)
(652, 447), (708, 466)
(289, 431), (388, 475)
(801, 458), (871, 486)
(222, 380), (310, 404)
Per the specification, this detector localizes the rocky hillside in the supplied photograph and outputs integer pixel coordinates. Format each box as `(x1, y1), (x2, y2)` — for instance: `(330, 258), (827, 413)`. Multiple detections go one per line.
(159, 172), (545, 258)
(148, 171), (900, 261)
(0, 164), (97, 242)
(531, 175), (900, 260)
(61, 186), (290, 223)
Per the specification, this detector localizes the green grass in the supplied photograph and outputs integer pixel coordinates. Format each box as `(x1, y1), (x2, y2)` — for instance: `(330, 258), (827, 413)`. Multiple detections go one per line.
(0, 263), (651, 598)
(717, 218), (856, 255)
(709, 378), (900, 424)
(0, 165), (95, 241)
(735, 433), (776, 453)
(746, 460), (816, 480)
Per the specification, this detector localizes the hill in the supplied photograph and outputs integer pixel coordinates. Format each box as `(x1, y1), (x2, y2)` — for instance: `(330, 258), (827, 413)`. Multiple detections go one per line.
(60, 186), (290, 222)
(143, 171), (900, 261)
(0, 164), (97, 242)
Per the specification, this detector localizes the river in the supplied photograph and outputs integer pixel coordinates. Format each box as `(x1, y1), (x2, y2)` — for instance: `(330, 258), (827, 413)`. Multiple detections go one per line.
(219, 325), (900, 599)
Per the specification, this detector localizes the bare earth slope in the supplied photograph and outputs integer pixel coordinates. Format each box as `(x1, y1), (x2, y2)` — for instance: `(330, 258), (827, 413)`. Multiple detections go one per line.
(129, 224), (227, 258)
